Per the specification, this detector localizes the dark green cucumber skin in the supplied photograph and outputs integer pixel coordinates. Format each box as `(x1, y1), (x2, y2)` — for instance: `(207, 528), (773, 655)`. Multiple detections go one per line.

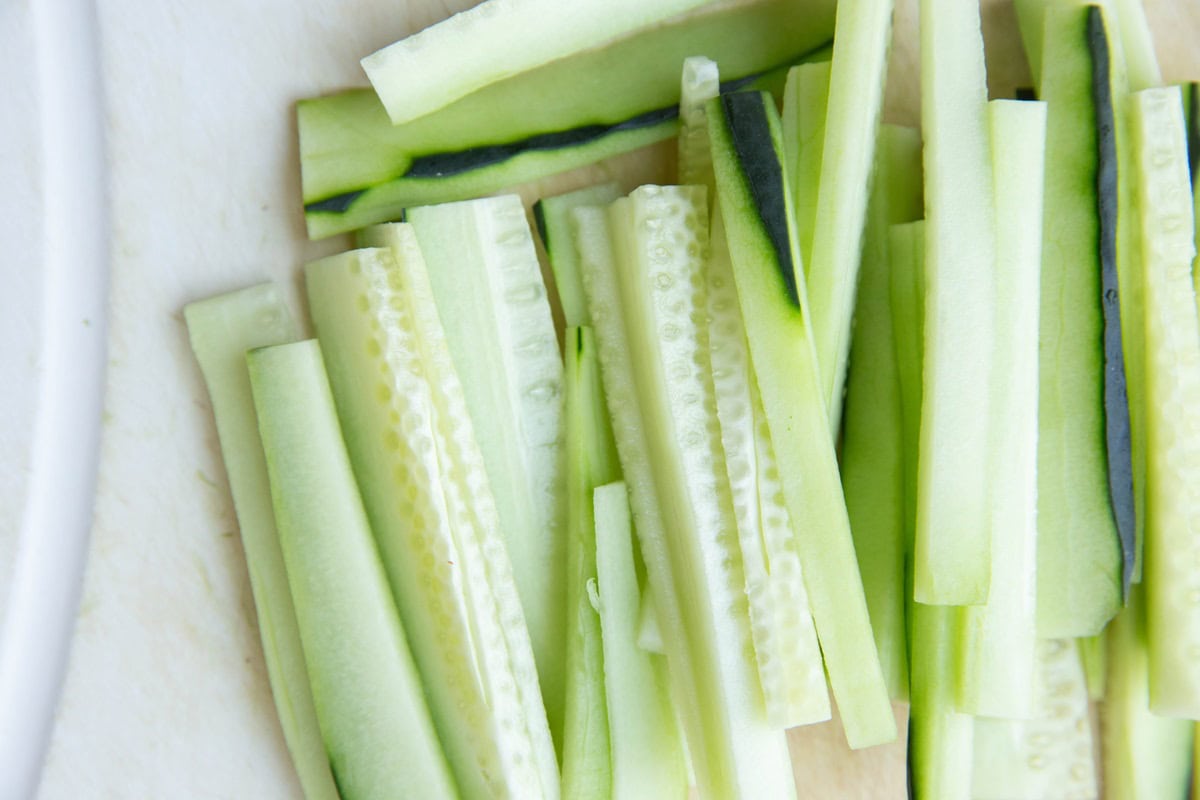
(1187, 83), (1199, 187)
(718, 92), (800, 308)
(1088, 6), (1136, 598)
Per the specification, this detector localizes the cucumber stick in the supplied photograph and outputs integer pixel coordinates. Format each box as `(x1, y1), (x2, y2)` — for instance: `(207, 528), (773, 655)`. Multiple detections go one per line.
(1036, 3), (1122, 638)
(305, 242), (558, 800)
(183, 286), (337, 800)
(535, 183), (623, 329)
(958, 100), (1046, 718)
(677, 56), (720, 194)
(781, 61), (831, 273)
(708, 91), (895, 749)
(400, 198), (567, 744)
(560, 325), (621, 798)
(594, 482), (688, 800)
(915, 0), (997, 605)
(840, 123), (923, 702)
(247, 340), (457, 800)
(573, 194), (796, 800)
(1133, 86), (1200, 718)
(805, 0), (894, 426)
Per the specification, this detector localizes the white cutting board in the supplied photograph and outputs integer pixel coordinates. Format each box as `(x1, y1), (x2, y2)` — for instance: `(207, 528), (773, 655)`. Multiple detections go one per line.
(3, 1), (1197, 798)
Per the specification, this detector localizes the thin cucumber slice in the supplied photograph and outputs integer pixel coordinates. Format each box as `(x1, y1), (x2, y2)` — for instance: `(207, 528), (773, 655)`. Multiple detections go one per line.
(635, 583), (666, 655)
(1104, 589), (1195, 800)
(247, 340), (457, 800)
(806, 0), (895, 427)
(560, 325), (622, 797)
(840, 123), (923, 703)
(574, 194), (796, 800)
(707, 207), (829, 727)
(1079, 633), (1107, 702)
(970, 640), (1096, 800)
(183, 286), (337, 800)
(708, 91), (895, 749)
(305, 243), (558, 800)
(1133, 86), (1200, 718)
(534, 183), (623, 329)
(781, 61), (832, 273)
(365, 0), (738, 125)
(890, 220), (926, 557)
(957, 100), (1046, 719)
(677, 56), (720, 195)
(908, 604), (974, 800)
(914, 0), (997, 606)
(594, 481), (688, 800)
(397, 199), (567, 741)
(1036, 3), (1122, 638)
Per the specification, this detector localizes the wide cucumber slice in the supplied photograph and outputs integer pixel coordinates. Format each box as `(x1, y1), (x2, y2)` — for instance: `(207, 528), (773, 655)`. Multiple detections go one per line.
(248, 340), (458, 800)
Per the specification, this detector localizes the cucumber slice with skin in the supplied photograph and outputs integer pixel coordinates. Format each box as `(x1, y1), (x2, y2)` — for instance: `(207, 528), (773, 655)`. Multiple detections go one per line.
(1133, 86), (1200, 719)
(305, 243), (558, 800)
(708, 90), (895, 749)
(247, 340), (458, 800)
(914, 0), (997, 606)
(1036, 2), (1123, 638)
(183, 286), (338, 800)
(957, 100), (1046, 719)
(398, 199), (567, 744)
(806, 0), (895, 428)
(781, 61), (831, 284)
(840, 123), (923, 703)
(594, 481), (688, 800)
(535, 184), (623, 329)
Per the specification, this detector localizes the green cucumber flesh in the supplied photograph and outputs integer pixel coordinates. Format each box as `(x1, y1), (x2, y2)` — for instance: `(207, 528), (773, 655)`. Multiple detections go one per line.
(677, 56), (720, 196)
(305, 243), (558, 799)
(890, 220), (926, 561)
(248, 340), (457, 800)
(781, 60), (831, 274)
(594, 481), (688, 800)
(184, 286), (337, 800)
(913, 0), (997, 606)
(708, 90), (895, 749)
(535, 183), (623, 329)
(908, 603), (974, 800)
(1079, 633), (1108, 702)
(635, 582), (666, 655)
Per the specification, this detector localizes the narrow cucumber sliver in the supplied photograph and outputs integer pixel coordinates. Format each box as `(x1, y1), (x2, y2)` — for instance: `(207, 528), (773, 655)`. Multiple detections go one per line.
(909, 604), (974, 800)
(806, 0), (895, 426)
(594, 482), (687, 800)
(781, 61), (831, 274)
(914, 0), (997, 605)
(677, 56), (720, 194)
(1079, 633), (1107, 701)
(958, 100), (1046, 719)
(890, 220), (926, 555)
(401, 198), (567, 743)
(1133, 86), (1200, 718)
(183, 286), (337, 800)
(535, 183), (623, 329)
(635, 582), (666, 655)
(248, 340), (457, 800)
(306, 243), (558, 800)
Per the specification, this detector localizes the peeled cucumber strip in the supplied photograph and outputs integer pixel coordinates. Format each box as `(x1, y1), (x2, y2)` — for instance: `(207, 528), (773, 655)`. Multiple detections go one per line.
(914, 0), (997, 606)
(183, 286), (337, 800)
(635, 584), (666, 655)
(560, 325), (621, 797)
(305, 243), (558, 800)
(398, 199), (567, 741)
(890, 220), (926, 556)
(535, 183), (623, 329)
(574, 194), (796, 800)
(840, 123), (923, 702)
(970, 640), (1096, 800)
(1132, 86), (1200, 718)
(247, 340), (457, 800)
(677, 57), (720, 194)
(365, 0), (738, 125)
(957, 100), (1046, 719)
(806, 0), (895, 427)
(781, 61), (831, 273)
(594, 482), (688, 800)
(1104, 589), (1195, 800)
(1079, 633), (1108, 701)
(708, 91), (894, 749)
(1036, 3), (1122, 638)
(707, 206), (829, 727)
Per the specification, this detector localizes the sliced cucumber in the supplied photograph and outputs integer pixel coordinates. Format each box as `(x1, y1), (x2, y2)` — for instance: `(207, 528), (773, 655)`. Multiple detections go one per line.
(395, 200), (567, 740)
(914, 0), (997, 606)
(957, 100), (1046, 719)
(781, 60), (831, 273)
(1036, 2), (1122, 638)
(708, 90), (895, 749)
(890, 220), (926, 558)
(305, 243), (558, 800)
(677, 56), (720, 194)
(183, 286), (337, 800)
(247, 340), (457, 800)
(805, 0), (895, 426)
(840, 123), (923, 702)
(1132, 86), (1200, 718)
(908, 604), (974, 800)
(1079, 633), (1108, 701)
(535, 183), (623, 329)
(635, 583), (666, 655)
(594, 481), (688, 800)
